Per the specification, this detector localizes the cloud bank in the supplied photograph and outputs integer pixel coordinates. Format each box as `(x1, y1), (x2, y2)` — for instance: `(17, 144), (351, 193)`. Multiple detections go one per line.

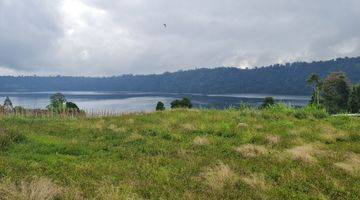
(0, 0), (359, 76)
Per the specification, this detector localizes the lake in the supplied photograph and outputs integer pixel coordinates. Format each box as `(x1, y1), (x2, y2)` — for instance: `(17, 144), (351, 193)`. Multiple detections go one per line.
(0, 91), (310, 114)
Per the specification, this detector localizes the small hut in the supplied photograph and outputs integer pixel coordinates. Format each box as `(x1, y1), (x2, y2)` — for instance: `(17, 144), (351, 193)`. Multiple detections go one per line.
(3, 97), (13, 113)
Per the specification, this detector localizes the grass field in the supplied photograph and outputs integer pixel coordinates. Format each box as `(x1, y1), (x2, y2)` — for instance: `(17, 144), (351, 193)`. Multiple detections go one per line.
(0, 106), (359, 199)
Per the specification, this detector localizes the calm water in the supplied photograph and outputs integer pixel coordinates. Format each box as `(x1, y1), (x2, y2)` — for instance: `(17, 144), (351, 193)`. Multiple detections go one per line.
(0, 91), (310, 113)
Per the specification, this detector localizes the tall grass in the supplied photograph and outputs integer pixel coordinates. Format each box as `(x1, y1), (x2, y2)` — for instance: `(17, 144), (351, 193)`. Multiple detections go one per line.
(0, 106), (359, 199)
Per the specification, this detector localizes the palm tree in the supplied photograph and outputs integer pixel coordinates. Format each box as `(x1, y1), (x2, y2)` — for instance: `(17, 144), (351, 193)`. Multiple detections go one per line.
(307, 73), (322, 106)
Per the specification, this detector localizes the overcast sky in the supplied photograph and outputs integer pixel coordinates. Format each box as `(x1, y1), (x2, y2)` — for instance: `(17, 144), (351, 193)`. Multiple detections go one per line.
(0, 0), (359, 76)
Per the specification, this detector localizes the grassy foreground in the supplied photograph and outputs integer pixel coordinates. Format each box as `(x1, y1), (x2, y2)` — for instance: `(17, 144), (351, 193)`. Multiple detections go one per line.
(0, 106), (359, 199)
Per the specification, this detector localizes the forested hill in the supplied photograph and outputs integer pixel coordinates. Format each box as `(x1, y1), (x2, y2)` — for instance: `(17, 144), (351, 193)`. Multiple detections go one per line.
(1, 57), (360, 95)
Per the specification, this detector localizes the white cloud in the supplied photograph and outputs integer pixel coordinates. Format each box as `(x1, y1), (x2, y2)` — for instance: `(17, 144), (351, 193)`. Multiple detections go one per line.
(0, 0), (360, 76)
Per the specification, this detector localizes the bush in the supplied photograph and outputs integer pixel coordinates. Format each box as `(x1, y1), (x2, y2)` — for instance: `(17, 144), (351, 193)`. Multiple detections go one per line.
(156, 101), (165, 111)
(261, 97), (275, 109)
(66, 102), (80, 112)
(171, 97), (192, 109)
(348, 84), (360, 113)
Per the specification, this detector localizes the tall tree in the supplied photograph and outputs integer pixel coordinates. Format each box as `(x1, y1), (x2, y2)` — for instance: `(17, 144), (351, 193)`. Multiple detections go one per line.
(306, 73), (322, 106)
(321, 72), (351, 114)
(48, 93), (67, 110)
(348, 84), (360, 113)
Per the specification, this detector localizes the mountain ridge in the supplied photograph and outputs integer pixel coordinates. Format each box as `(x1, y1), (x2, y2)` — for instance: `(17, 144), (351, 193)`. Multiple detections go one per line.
(1, 57), (360, 95)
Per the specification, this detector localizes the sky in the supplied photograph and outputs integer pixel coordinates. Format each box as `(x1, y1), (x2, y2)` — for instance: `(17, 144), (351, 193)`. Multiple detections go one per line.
(0, 0), (360, 76)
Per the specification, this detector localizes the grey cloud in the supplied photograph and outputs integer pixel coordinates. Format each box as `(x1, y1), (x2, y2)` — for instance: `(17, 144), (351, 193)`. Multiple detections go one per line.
(0, 0), (63, 71)
(0, 0), (360, 76)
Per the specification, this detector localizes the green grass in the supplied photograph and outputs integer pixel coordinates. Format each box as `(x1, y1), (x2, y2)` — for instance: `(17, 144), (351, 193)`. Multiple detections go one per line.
(0, 106), (359, 199)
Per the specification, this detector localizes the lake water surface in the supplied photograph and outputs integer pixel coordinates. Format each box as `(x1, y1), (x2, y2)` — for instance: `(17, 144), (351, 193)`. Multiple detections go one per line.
(0, 91), (310, 114)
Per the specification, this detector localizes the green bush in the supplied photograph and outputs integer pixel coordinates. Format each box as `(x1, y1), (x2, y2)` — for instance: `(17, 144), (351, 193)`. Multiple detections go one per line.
(156, 101), (165, 111)
(170, 97), (192, 109)
(348, 84), (360, 113)
(261, 97), (275, 109)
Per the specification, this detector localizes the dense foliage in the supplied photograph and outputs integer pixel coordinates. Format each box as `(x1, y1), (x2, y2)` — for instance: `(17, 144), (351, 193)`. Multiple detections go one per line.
(155, 101), (165, 111)
(321, 72), (351, 114)
(47, 93), (80, 114)
(348, 84), (360, 113)
(171, 97), (193, 109)
(261, 97), (275, 108)
(0, 57), (359, 94)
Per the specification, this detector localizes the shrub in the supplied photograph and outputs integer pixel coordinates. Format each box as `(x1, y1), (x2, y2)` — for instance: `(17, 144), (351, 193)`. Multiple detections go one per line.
(66, 102), (80, 112)
(261, 97), (275, 109)
(156, 101), (165, 111)
(170, 97), (192, 109)
(348, 84), (360, 113)
(47, 93), (67, 111)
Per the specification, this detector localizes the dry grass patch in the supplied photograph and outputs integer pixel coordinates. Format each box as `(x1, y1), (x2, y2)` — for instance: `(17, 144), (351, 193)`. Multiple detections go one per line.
(125, 133), (144, 143)
(237, 123), (248, 128)
(93, 119), (106, 130)
(126, 118), (135, 125)
(241, 173), (268, 191)
(289, 127), (308, 136)
(201, 162), (238, 190)
(108, 124), (126, 133)
(335, 153), (360, 175)
(193, 136), (210, 146)
(235, 144), (268, 158)
(265, 135), (281, 145)
(95, 184), (142, 200)
(182, 123), (197, 132)
(286, 145), (318, 163)
(0, 177), (62, 200)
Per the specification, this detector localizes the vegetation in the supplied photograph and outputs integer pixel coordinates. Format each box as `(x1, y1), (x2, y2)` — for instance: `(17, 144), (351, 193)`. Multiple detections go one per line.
(0, 107), (359, 199)
(47, 93), (81, 114)
(171, 97), (192, 109)
(307, 72), (360, 114)
(0, 94), (84, 117)
(156, 101), (165, 111)
(348, 84), (360, 113)
(261, 97), (275, 108)
(307, 73), (322, 106)
(321, 72), (351, 114)
(306, 71), (360, 114)
(0, 57), (359, 95)
(66, 102), (80, 112)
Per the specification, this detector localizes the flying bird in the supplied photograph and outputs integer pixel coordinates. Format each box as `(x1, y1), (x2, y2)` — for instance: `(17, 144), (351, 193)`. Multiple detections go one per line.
(163, 23), (167, 28)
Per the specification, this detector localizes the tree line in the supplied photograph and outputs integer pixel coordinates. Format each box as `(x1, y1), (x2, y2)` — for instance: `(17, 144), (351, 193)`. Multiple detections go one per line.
(1, 93), (83, 116)
(0, 57), (359, 95)
(159, 71), (360, 114)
